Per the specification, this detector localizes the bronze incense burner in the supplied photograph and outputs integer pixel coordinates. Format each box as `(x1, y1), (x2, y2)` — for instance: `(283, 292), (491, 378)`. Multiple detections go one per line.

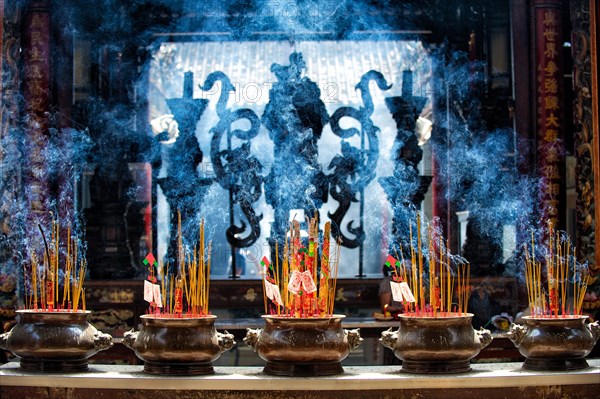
(123, 314), (235, 375)
(508, 315), (600, 371)
(0, 310), (113, 372)
(380, 313), (492, 373)
(243, 315), (362, 377)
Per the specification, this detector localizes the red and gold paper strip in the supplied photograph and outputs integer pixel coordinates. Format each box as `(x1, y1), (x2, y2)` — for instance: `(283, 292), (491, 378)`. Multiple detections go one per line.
(534, 0), (565, 228)
(23, 1), (51, 218)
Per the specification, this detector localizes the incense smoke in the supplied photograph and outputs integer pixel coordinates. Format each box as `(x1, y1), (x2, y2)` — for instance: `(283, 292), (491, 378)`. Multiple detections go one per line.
(0, 0), (557, 309)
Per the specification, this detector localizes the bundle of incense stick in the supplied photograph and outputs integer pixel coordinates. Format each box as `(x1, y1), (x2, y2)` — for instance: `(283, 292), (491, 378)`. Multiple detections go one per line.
(524, 221), (591, 317)
(23, 220), (87, 312)
(390, 214), (470, 317)
(147, 215), (212, 317)
(256, 217), (341, 318)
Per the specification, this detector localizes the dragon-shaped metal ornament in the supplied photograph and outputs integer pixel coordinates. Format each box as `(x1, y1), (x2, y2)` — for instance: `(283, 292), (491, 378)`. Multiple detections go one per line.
(200, 72), (263, 253)
(151, 72), (211, 272)
(328, 70), (391, 275)
(262, 52), (329, 249)
(379, 70), (431, 259)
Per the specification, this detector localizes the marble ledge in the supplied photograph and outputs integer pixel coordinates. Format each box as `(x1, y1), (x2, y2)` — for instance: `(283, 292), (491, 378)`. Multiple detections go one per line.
(1, 360), (599, 391)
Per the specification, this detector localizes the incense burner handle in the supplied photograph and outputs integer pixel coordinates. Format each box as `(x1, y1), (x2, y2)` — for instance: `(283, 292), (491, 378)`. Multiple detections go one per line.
(0, 331), (10, 350)
(475, 327), (493, 349)
(345, 328), (363, 350)
(243, 328), (262, 352)
(588, 321), (600, 342)
(122, 329), (138, 349)
(379, 327), (398, 350)
(93, 330), (114, 352)
(507, 323), (528, 347)
(217, 330), (236, 353)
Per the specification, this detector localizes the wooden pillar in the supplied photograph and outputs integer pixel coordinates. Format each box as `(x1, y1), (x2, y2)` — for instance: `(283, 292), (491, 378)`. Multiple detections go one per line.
(571, 0), (598, 274)
(511, 0), (534, 175)
(532, 0), (565, 230)
(592, 0), (600, 271)
(51, 1), (73, 129)
(1, 0), (25, 332)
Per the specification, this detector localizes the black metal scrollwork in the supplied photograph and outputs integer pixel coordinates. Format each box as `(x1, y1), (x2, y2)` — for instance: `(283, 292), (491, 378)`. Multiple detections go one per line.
(262, 52), (329, 247)
(380, 70), (431, 258)
(151, 63), (431, 279)
(328, 70), (392, 248)
(153, 72), (211, 269)
(200, 72), (263, 249)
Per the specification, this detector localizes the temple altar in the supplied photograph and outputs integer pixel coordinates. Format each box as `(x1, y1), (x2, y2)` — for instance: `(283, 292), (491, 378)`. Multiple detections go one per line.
(1, 0), (599, 395)
(1, 361), (599, 399)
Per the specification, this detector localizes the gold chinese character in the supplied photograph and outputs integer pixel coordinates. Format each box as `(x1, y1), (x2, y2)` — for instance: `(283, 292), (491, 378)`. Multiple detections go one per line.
(543, 10), (557, 26)
(543, 28), (558, 42)
(544, 183), (560, 197)
(29, 47), (45, 62)
(544, 61), (559, 77)
(28, 79), (44, 96)
(544, 128), (559, 142)
(30, 14), (44, 29)
(26, 65), (43, 79)
(544, 42), (558, 59)
(30, 31), (44, 47)
(544, 96), (559, 111)
(548, 200), (560, 215)
(546, 144), (561, 162)
(29, 98), (45, 112)
(546, 113), (560, 128)
(542, 165), (560, 179)
(544, 78), (558, 93)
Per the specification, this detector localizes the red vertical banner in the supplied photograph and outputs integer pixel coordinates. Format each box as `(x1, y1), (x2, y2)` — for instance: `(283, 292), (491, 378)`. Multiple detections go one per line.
(534, 0), (564, 228)
(23, 1), (51, 217)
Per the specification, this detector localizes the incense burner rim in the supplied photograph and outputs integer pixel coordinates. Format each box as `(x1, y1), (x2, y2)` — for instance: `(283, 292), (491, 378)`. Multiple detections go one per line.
(522, 315), (589, 321)
(261, 314), (346, 321)
(140, 314), (217, 321)
(17, 309), (91, 315)
(399, 312), (474, 320)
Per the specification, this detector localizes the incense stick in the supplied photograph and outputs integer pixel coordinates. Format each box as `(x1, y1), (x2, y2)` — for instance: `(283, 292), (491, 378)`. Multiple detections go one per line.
(389, 214), (471, 317)
(261, 217), (341, 318)
(524, 225), (589, 317)
(23, 220), (87, 312)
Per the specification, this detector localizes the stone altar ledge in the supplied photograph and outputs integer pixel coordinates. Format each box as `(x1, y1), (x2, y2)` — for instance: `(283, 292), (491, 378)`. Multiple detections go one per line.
(1, 360), (599, 399)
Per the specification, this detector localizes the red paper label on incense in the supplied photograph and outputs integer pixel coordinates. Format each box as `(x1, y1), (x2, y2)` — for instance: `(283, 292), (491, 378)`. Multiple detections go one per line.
(301, 270), (317, 293)
(46, 280), (54, 306)
(400, 282), (416, 302)
(288, 271), (302, 293)
(265, 279), (274, 300)
(143, 280), (154, 302)
(153, 284), (162, 308)
(270, 282), (283, 306)
(174, 287), (183, 313)
(390, 281), (403, 302)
